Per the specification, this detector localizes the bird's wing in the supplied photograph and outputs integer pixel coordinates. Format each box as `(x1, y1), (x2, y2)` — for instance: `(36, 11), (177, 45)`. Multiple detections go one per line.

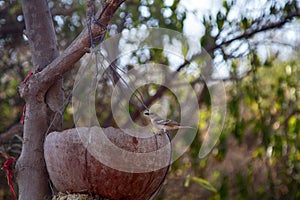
(158, 119), (180, 126)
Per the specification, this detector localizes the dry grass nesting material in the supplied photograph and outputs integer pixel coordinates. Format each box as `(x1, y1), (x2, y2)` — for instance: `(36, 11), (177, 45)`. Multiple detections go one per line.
(52, 192), (108, 200)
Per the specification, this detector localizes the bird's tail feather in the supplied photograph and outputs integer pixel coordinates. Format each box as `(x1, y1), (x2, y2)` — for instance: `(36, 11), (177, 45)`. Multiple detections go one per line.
(179, 126), (195, 129)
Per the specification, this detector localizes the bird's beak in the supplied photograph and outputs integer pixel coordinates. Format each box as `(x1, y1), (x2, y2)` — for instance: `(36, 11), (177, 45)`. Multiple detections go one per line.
(144, 110), (150, 115)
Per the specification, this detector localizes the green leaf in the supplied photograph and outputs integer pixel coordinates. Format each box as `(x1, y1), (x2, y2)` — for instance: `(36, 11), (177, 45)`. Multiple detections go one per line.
(190, 176), (217, 193)
(184, 175), (191, 187)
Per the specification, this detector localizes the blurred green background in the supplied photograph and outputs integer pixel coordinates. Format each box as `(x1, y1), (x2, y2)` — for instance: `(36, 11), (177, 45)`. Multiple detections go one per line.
(1, 0), (300, 199)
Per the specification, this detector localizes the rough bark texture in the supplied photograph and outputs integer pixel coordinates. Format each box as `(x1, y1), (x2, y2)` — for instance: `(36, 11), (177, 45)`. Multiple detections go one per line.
(16, 0), (62, 200)
(16, 0), (125, 199)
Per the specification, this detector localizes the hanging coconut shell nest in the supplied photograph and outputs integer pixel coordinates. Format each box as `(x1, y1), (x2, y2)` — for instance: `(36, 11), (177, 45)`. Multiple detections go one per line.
(44, 126), (171, 200)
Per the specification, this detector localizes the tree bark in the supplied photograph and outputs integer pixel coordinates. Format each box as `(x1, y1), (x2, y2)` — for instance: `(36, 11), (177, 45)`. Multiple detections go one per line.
(16, 0), (62, 199)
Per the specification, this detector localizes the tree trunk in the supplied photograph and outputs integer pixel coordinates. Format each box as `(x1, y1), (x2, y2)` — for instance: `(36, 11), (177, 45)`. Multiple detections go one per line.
(16, 0), (125, 199)
(16, 0), (63, 199)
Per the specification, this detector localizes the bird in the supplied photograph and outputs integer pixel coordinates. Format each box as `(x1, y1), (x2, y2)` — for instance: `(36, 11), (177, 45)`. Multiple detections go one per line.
(144, 110), (194, 133)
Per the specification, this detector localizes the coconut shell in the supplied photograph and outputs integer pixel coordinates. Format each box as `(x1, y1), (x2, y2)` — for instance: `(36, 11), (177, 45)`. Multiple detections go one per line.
(44, 127), (171, 200)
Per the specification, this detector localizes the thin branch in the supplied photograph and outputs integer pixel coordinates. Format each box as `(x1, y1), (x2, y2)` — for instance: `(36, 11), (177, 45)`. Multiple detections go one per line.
(212, 9), (300, 52)
(0, 124), (23, 144)
(36, 0), (126, 92)
(163, 8), (300, 96)
(51, 8), (76, 16)
(176, 9), (300, 73)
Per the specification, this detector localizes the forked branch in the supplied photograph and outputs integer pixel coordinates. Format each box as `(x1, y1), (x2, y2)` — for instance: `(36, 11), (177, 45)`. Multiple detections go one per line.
(37, 0), (126, 92)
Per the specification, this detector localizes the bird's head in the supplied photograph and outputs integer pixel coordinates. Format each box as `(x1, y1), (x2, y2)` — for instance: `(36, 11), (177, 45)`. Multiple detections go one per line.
(144, 110), (155, 117)
(144, 110), (150, 116)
